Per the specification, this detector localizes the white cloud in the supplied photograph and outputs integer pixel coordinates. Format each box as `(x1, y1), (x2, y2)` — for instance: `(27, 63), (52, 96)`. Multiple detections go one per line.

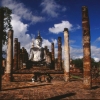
(2, 14), (35, 58)
(95, 37), (100, 42)
(11, 14), (35, 53)
(93, 57), (100, 62)
(41, 0), (66, 17)
(54, 45), (83, 60)
(42, 38), (51, 51)
(71, 24), (81, 32)
(51, 39), (57, 46)
(70, 46), (83, 59)
(91, 46), (100, 61)
(1, 0), (45, 23)
(62, 7), (67, 12)
(69, 40), (76, 44)
(49, 21), (73, 34)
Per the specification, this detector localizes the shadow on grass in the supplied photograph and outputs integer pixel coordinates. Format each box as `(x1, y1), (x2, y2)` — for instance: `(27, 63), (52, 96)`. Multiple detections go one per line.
(2, 83), (52, 91)
(46, 93), (76, 100)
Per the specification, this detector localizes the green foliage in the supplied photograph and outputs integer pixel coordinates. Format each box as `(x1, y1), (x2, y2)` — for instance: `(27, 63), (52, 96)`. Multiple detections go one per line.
(0, 7), (12, 45)
(72, 58), (83, 71)
(71, 58), (100, 71)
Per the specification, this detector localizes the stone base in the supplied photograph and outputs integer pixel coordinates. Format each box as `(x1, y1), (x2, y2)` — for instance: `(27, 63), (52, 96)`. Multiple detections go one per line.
(83, 79), (92, 89)
(83, 84), (92, 90)
(64, 72), (69, 82)
(2, 73), (12, 82)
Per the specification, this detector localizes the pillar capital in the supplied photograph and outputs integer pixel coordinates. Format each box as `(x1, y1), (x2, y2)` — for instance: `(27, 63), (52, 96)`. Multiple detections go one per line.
(63, 28), (68, 32)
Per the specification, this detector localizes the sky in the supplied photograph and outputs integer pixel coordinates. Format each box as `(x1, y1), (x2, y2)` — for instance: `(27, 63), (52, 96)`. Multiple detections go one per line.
(0, 0), (100, 61)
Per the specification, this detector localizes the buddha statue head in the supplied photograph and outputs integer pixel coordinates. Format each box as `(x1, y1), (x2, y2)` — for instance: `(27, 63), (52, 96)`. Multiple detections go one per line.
(35, 31), (42, 48)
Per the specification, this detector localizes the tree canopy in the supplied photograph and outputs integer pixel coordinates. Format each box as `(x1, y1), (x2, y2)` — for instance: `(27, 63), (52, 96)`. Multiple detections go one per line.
(0, 7), (12, 45)
(71, 58), (100, 71)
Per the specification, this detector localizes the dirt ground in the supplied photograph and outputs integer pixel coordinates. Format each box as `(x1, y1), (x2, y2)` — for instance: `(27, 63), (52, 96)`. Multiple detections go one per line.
(0, 78), (100, 100)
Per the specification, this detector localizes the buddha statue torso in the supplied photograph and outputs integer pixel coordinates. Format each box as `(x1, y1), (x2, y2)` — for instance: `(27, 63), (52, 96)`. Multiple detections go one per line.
(29, 32), (46, 62)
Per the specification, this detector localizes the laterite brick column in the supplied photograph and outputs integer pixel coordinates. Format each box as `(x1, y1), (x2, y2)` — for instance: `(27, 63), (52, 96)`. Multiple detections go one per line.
(82, 6), (92, 89)
(63, 28), (70, 82)
(13, 38), (18, 71)
(51, 43), (55, 69)
(57, 37), (62, 70)
(5, 30), (13, 81)
(18, 42), (20, 69)
(20, 49), (23, 69)
(22, 47), (26, 68)
(25, 49), (28, 62)
(45, 46), (48, 54)
(51, 43), (55, 61)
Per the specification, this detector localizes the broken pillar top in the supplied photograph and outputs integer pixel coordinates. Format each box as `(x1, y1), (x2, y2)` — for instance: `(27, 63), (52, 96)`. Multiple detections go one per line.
(63, 28), (68, 32)
(14, 38), (18, 42)
(82, 6), (88, 11)
(51, 42), (54, 45)
(82, 6), (89, 20)
(9, 29), (13, 32)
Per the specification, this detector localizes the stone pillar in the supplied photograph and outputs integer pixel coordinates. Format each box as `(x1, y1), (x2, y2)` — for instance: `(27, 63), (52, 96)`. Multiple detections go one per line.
(25, 49), (28, 62)
(0, 9), (4, 90)
(20, 49), (23, 69)
(18, 42), (20, 70)
(51, 43), (55, 69)
(5, 30), (13, 81)
(2, 59), (6, 75)
(22, 47), (26, 69)
(47, 49), (49, 54)
(57, 37), (62, 70)
(82, 6), (92, 89)
(45, 46), (48, 54)
(55, 58), (58, 70)
(13, 38), (18, 71)
(2, 59), (6, 68)
(51, 43), (55, 62)
(63, 28), (70, 82)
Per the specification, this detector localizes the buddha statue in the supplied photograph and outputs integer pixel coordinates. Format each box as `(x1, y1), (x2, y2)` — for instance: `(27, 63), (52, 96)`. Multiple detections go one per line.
(29, 32), (46, 62)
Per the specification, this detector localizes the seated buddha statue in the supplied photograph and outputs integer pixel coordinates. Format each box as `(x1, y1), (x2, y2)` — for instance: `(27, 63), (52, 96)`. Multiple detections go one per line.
(29, 32), (46, 62)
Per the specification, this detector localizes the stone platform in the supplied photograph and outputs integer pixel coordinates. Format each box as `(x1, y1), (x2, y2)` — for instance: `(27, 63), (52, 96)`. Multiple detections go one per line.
(8, 67), (64, 82)
(14, 67), (64, 74)
(0, 78), (100, 99)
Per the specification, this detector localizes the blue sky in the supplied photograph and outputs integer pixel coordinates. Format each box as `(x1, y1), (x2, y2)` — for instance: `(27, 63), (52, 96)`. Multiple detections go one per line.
(1, 0), (100, 61)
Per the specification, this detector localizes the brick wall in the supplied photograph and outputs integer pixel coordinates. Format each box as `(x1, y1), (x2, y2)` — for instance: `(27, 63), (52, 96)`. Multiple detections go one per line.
(12, 73), (64, 82)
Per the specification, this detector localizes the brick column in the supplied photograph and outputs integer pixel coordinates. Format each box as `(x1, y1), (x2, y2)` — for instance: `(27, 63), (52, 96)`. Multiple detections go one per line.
(13, 38), (18, 71)
(82, 6), (92, 89)
(57, 37), (62, 70)
(20, 49), (23, 69)
(51, 43), (55, 69)
(0, 9), (4, 90)
(63, 28), (70, 82)
(5, 30), (13, 81)
(2, 59), (6, 68)
(47, 49), (49, 54)
(45, 46), (48, 54)
(25, 49), (28, 62)
(22, 47), (26, 69)
(18, 42), (20, 70)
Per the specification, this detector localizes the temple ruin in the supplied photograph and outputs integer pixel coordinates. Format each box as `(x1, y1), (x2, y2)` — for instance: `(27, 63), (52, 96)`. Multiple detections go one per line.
(0, 6), (93, 90)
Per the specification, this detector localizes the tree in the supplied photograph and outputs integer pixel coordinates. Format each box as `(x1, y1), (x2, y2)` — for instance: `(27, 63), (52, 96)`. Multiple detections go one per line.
(72, 58), (83, 71)
(0, 7), (12, 45)
(71, 58), (100, 73)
